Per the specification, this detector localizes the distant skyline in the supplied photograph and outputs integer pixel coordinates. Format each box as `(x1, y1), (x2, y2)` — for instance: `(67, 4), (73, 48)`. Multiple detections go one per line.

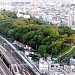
(0, 0), (75, 4)
(0, 0), (30, 2)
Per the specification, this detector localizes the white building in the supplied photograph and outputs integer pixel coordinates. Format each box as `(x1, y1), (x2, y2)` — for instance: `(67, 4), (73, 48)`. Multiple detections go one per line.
(67, 12), (73, 27)
(17, 12), (30, 18)
(70, 57), (75, 66)
(47, 57), (52, 69)
(51, 63), (60, 69)
(39, 58), (48, 73)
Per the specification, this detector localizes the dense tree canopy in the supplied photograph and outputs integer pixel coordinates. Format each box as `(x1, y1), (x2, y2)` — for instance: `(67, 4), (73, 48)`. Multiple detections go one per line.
(0, 11), (75, 57)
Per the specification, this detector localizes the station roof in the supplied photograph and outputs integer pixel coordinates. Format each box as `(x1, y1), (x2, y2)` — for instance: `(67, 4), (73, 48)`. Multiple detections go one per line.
(0, 45), (17, 64)
(0, 58), (12, 75)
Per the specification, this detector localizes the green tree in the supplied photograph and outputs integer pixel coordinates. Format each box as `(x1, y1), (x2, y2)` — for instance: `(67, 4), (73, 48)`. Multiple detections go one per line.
(50, 37), (65, 56)
(0, 13), (4, 20)
(38, 45), (46, 57)
(58, 26), (75, 35)
(47, 29), (59, 38)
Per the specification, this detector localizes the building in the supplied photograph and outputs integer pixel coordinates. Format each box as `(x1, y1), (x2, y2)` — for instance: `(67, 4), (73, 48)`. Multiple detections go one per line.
(70, 57), (75, 66)
(17, 12), (30, 18)
(0, 58), (12, 75)
(39, 58), (48, 73)
(47, 57), (52, 69)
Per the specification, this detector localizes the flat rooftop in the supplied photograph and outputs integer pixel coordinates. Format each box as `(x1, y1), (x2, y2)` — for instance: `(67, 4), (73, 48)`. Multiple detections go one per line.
(0, 45), (18, 64)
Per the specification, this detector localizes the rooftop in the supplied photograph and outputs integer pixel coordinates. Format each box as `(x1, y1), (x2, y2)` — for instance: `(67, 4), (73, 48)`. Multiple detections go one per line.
(0, 45), (18, 64)
(0, 58), (12, 75)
